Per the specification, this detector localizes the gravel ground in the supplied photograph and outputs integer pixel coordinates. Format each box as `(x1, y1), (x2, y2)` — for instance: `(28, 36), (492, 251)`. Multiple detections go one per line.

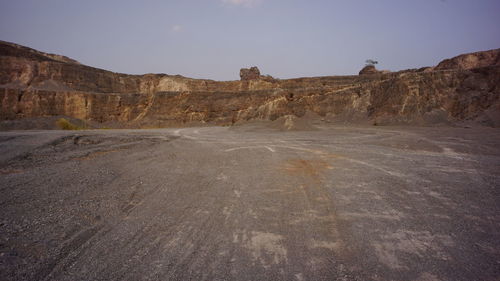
(0, 125), (499, 281)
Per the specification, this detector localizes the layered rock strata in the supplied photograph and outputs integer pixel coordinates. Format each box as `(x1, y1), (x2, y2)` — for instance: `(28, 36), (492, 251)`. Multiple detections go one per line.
(1, 40), (499, 128)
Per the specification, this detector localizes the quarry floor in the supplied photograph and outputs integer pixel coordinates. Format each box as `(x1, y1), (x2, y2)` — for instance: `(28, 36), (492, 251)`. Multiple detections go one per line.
(0, 125), (499, 281)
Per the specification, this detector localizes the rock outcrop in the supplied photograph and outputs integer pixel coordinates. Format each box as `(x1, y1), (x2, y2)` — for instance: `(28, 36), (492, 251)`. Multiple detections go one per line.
(240, 67), (261, 81)
(359, 65), (380, 75)
(435, 48), (500, 70)
(1, 40), (499, 128)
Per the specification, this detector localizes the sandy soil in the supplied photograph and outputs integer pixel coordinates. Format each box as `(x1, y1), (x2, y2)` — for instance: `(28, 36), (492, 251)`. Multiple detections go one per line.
(0, 125), (499, 281)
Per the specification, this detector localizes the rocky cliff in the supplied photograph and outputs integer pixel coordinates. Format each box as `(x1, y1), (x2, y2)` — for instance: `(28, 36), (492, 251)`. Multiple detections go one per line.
(1, 40), (499, 128)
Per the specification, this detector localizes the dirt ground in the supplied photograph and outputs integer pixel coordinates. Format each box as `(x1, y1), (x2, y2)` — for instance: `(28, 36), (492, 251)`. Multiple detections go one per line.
(0, 124), (499, 281)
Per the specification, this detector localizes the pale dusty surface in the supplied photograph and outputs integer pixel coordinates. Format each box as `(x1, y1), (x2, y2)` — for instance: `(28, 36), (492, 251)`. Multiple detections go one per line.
(0, 125), (499, 280)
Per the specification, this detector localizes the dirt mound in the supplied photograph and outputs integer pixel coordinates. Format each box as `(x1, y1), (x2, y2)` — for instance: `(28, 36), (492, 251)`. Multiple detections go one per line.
(269, 112), (319, 131)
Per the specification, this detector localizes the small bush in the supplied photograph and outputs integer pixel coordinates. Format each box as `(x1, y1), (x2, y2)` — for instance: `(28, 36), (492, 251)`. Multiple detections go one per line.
(56, 118), (82, 130)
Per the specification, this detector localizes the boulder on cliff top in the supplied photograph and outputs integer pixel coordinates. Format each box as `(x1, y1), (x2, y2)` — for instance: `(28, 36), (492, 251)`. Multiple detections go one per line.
(359, 65), (380, 75)
(435, 48), (500, 70)
(240, 67), (261, 81)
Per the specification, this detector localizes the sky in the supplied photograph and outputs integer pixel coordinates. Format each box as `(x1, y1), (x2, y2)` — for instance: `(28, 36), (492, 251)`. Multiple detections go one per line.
(1, 0), (499, 81)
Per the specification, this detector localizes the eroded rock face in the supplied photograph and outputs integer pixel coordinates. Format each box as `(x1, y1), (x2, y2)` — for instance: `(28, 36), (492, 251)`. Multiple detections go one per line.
(1, 40), (499, 128)
(435, 49), (500, 70)
(240, 66), (261, 81)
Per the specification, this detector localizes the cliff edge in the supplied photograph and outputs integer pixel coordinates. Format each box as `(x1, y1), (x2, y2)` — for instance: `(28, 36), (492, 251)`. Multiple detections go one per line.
(1, 41), (499, 129)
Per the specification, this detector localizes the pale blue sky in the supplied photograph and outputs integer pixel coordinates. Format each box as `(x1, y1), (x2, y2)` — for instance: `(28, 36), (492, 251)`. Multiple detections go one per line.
(1, 0), (499, 80)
